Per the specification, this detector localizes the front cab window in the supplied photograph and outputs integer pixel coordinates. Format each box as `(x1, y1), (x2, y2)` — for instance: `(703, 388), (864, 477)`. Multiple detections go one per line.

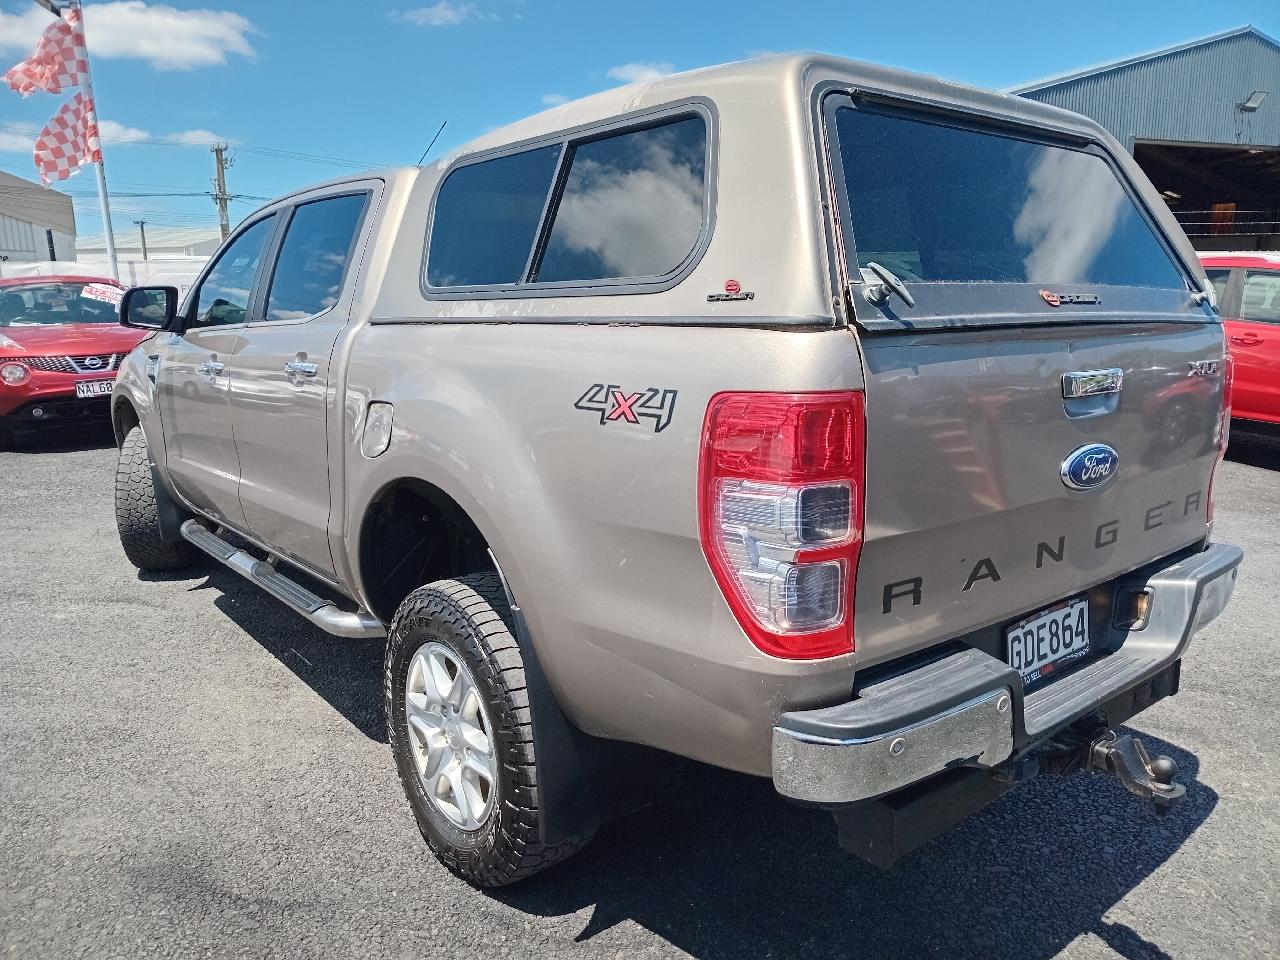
(187, 214), (277, 330)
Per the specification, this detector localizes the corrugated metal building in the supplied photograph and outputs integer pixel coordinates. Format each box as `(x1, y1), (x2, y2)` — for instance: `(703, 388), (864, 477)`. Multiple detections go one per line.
(1014, 26), (1280, 251)
(0, 170), (76, 263)
(76, 224), (222, 261)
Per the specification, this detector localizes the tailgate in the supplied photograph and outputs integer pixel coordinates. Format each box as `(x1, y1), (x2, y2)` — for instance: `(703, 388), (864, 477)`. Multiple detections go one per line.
(854, 320), (1226, 667)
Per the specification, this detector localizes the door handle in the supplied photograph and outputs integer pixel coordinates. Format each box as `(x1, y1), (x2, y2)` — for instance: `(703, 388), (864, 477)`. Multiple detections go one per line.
(1230, 335), (1262, 346)
(198, 359), (225, 378)
(284, 360), (319, 378)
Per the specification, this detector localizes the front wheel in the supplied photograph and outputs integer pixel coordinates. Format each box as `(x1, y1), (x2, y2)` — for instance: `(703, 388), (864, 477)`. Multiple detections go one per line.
(114, 425), (198, 570)
(385, 573), (594, 887)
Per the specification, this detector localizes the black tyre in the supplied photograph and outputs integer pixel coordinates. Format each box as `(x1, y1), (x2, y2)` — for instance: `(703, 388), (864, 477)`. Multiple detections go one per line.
(114, 425), (199, 570)
(385, 573), (593, 887)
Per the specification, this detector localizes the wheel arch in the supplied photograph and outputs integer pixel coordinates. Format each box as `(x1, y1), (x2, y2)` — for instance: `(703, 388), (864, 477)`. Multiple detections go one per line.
(363, 477), (655, 849)
(110, 393), (141, 447)
(356, 475), (501, 624)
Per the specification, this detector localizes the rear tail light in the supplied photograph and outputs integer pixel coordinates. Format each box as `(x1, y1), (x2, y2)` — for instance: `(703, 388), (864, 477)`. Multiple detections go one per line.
(699, 392), (865, 659)
(1208, 354), (1234, 522)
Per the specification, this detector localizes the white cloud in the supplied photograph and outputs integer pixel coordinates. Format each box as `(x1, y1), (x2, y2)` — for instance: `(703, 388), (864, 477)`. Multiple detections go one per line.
(164, 128), (227, 145)
(96, 120), (234, 146)
(540, 93), (569, 106)
(97, 119), (151, 142)
(0, 2), (255, 72)
(0, 119), (228, 154)
(606, 61), (675, 84)
(0, 122), (39, 153)
(395, 2), (478, 26)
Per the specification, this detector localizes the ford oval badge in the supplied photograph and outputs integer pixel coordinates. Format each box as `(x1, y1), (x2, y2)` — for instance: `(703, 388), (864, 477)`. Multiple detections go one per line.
(1061, 443), (1119, 491)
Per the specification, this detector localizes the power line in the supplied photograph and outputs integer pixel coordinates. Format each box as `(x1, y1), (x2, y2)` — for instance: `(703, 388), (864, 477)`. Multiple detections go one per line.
(0, 122), (385, 169)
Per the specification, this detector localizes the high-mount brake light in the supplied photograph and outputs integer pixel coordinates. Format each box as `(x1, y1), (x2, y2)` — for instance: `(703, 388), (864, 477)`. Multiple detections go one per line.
(698, 391), (865, 659)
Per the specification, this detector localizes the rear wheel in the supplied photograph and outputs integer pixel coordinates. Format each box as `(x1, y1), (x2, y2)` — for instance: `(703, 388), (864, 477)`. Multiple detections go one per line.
(114, 425), (199, 570)
(385, 573), (594, 887)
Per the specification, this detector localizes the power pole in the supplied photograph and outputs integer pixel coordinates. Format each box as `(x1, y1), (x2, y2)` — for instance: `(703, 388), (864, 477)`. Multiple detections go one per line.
(211, 143), (233, 241)
(133, 219), (148, 261)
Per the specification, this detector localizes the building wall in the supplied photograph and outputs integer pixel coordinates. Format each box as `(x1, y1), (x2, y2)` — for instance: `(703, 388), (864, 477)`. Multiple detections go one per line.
(0, 213), (75, 263)
(0, 170), (76, 262)
(1019, 31), (1280, 150)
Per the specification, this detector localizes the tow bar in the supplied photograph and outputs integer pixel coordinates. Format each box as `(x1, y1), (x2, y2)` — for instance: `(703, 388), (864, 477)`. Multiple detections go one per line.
(1086, 730), (1185, 815)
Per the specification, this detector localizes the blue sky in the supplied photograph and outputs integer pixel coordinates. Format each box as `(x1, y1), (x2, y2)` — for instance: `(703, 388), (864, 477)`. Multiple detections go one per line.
(1, 0), (1278, 242)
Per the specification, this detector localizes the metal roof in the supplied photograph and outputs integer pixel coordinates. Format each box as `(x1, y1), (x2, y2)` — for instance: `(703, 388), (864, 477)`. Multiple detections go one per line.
(0, 169), (75, 235)
(1011, 25), (1280, 94)
(1013, 26), (1280, 149)
(76, 224), (222, 254)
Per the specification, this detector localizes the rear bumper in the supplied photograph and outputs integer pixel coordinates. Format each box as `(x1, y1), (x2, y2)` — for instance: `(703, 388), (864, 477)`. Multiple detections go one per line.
(772, 542), (1243, 805)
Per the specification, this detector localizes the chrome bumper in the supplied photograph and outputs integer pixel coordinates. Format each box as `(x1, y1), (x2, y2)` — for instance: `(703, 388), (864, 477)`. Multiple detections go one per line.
(772, 542), (1243, 805)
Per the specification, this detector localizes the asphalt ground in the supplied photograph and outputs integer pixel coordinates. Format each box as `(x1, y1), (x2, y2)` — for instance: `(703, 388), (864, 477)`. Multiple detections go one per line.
(1, 423), (1276, 960)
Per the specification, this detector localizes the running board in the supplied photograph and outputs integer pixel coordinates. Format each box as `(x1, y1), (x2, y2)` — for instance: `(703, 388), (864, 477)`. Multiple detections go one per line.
(180, 519), (385, 639)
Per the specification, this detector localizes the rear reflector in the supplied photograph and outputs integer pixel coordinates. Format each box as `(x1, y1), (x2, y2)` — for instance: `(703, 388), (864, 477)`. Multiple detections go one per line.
(699, 392), (865, 659)
(1208, 353), (1234, 522)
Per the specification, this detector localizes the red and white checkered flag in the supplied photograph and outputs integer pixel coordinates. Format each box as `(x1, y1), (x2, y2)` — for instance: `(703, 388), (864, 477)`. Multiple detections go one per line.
(3, 7), (89, 97)
(33, 91), (101, 185)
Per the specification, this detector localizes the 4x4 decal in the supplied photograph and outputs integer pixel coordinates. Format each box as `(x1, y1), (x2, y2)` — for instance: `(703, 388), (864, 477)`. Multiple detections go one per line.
(574, 384), (677, 433)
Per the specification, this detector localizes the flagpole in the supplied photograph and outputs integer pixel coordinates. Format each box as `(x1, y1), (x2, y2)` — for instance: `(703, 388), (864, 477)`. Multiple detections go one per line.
(68, 0), (117, 280)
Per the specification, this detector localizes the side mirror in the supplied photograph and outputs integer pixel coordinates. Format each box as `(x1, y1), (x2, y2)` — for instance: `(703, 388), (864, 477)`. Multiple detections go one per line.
(119, 286), (179, 331)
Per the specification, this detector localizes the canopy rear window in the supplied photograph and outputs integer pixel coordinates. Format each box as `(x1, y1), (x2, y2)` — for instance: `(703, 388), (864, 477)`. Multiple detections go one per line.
(829, 104), (1188, 298)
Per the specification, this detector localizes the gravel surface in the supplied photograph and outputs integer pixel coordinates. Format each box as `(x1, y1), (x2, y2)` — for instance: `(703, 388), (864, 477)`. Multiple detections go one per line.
(1, 424), (1276, 960)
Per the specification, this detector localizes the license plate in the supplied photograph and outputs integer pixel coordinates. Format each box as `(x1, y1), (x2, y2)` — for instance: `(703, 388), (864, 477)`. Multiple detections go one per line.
(1006, 598), (1090, 687)
(75, 380), (114, 398)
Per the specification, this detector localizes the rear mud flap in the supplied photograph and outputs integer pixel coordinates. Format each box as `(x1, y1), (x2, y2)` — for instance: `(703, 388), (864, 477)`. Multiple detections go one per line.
(503, 592), (659, 846)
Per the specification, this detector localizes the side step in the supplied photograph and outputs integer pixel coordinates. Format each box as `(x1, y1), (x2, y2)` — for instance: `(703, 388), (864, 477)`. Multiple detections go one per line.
(180, 519), (385, 639)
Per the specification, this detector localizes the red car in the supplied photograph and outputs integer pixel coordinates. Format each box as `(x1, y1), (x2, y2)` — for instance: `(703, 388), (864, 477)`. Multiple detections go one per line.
(1200, 252), (1280, 432)
(0, 275), (146, 447)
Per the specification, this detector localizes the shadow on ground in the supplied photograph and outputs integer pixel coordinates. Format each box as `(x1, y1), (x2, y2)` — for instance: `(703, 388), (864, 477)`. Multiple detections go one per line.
(1226, 429), (1280, 470)
(2, 421), (115, 454)
(169, 561), (1213, 960)
(493, 737), (1211, 960)
(142, 563), (387, 741)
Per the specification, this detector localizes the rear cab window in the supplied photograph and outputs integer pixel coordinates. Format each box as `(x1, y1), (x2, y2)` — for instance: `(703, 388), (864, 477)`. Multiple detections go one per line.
(824, 98), (1198, 329)
(424, 109), (710, 296)
(264, 192), (369, 322)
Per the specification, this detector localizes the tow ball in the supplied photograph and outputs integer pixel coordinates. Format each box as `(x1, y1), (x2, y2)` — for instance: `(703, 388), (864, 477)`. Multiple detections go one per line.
(1087, 730), (1185, 815)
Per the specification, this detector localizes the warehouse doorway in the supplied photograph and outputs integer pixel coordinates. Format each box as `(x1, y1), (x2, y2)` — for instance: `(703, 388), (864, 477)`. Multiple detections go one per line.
(1133, 141), (1280, 251)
